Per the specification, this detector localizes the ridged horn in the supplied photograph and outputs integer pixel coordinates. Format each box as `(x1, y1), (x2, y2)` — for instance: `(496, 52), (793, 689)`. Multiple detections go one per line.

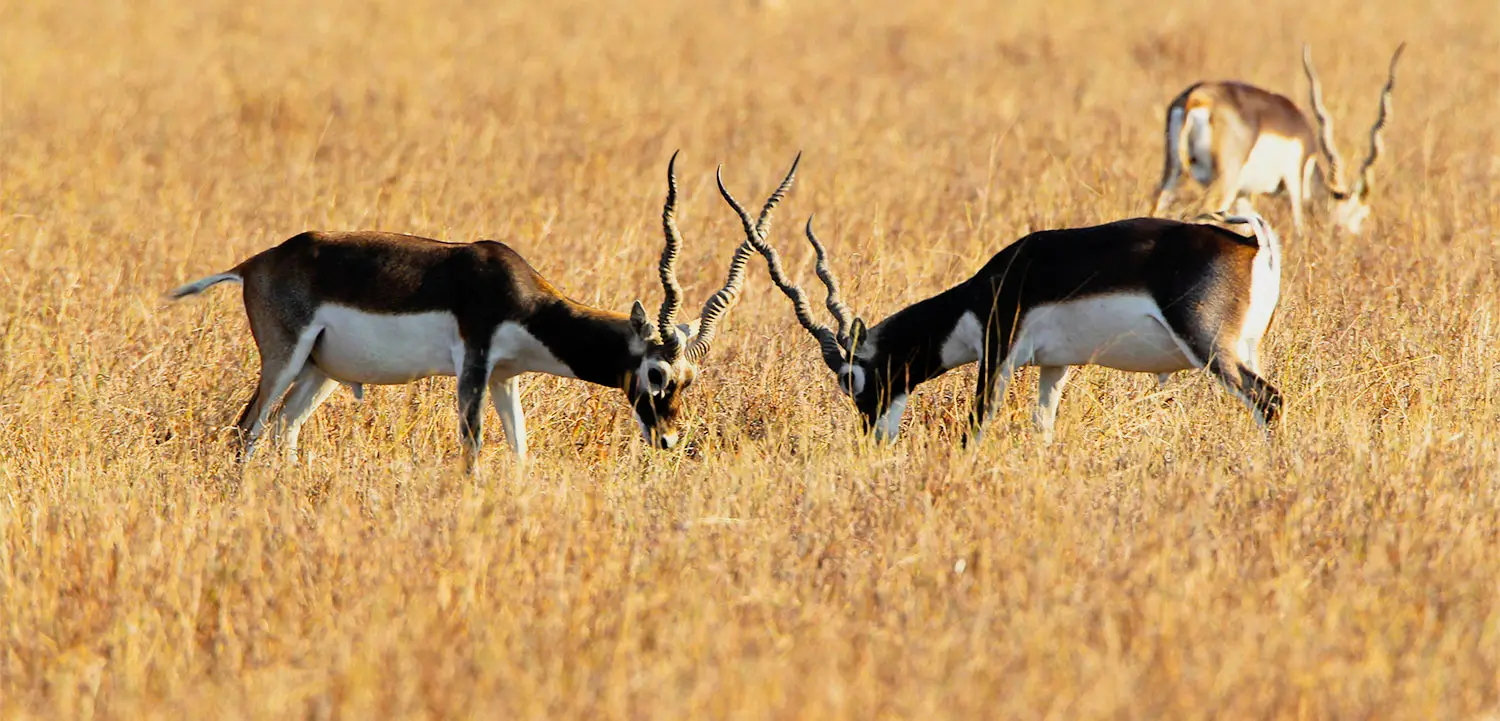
(718, 164), (846, 372)
(1303, 44), (1350, 197)
(687, 156), (801, 363)
(657, 150), (686, 359)
(803, 216), (854, 348)
(1353, 43), (1406, 199)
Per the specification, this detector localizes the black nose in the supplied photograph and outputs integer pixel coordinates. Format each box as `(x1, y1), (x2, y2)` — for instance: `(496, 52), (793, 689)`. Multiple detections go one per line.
(657, 435), (672, 449)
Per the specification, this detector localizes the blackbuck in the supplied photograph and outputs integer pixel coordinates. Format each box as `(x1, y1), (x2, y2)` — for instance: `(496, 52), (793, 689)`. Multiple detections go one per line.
(168, 152), (798, 469)
(1150, 43), (1405, 235)
(733, 200), (1285, 444)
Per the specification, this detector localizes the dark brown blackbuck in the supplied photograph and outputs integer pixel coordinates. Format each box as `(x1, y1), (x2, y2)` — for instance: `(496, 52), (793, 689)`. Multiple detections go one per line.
(168, 152), (799, 469)
(734, 190), (1285, 444)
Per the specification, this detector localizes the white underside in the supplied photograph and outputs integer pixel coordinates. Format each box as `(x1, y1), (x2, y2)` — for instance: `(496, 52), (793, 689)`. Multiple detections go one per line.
(942, 295), (1198, 376)
(305, 305), (574, 384)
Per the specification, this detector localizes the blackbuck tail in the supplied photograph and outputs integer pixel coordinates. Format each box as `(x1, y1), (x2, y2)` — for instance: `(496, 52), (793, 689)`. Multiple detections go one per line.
(167, 271), (242, 300)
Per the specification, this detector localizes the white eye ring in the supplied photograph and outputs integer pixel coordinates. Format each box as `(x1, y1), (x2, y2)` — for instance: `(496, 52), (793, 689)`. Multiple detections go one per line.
(837, 365), (865, 397)
(641, 359), (672, 396)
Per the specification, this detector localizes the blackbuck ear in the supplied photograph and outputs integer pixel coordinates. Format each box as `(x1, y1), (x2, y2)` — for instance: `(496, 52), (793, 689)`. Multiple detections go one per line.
(629, 300), (656, 340)
(848, 317), (869, 352)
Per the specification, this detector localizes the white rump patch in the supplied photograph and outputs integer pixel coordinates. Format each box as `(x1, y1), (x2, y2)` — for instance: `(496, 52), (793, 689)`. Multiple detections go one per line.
(1009, 294), (1195, 374)
(310, 306), (464, 384)
(1186, 107), (1214, 185)
(1237, 223), (1282, 363)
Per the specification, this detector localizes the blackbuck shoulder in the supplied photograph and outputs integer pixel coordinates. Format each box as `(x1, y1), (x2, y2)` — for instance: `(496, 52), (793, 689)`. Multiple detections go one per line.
(741, 191), (1285, 444)
(167, 152), (801, 471)
(1150, 43), (1405, 235)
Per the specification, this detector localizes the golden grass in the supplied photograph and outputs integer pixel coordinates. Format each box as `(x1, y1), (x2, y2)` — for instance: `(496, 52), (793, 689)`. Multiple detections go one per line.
(3, 0), (1499, 717)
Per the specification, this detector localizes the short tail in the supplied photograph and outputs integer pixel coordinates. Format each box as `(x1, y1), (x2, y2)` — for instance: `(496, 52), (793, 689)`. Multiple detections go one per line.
(167, 272), (242, 300)
(1196, 210), (1277, 248)
(1217, 211), (1277, 249)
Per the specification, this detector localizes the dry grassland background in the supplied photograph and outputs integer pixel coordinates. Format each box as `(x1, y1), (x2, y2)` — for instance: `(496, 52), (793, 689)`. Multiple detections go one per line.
(3, 0), (1500, 717)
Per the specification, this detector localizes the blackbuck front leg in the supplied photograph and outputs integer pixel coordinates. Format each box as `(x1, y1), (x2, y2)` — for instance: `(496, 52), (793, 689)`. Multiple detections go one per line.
(1034, 365), (1072, 442)
(456, 347), (491, 472)
(964, 313), (1019, 446)
(489, 374), (527, 460)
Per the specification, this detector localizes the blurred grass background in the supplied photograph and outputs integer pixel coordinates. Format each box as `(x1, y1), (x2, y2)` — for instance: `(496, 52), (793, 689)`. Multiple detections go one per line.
(2, 0), (1498, 717)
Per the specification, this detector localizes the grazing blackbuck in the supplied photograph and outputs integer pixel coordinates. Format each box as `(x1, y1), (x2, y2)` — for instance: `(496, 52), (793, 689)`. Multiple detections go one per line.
(1150, 43), (1405, 234)
(732, 191), (1284, 443)
(168, 152), (798, 469)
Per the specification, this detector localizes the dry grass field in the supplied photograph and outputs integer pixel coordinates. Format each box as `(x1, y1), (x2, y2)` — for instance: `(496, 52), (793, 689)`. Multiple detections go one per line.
(3, 0), (1499, 717)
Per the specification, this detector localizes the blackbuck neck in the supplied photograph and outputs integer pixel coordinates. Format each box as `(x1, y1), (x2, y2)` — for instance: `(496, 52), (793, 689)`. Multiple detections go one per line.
(855, 284), (978, 396)
(518, 299), (644, 390)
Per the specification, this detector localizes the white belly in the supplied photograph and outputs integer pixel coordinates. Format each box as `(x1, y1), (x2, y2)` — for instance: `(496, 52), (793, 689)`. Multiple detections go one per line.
(1010, 295), (1193, 373)
(309, 306), (463, 384)
(1238, 134), (1304, 194)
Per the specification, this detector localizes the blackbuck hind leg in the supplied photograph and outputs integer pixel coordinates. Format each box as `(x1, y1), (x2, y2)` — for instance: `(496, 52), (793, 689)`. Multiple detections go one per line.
(237, 325), (322, 461)
(277, 364), (339, 463)
(457, 348), (490, 473)
(1034, 365), (1073, 442)
(1209, 357), (1282, 429)
(1151, 108), (1188, 216)
(1160, 309), (1282, 430)
(1202, 114), (1256, 216)
(489, 373), (527, 460)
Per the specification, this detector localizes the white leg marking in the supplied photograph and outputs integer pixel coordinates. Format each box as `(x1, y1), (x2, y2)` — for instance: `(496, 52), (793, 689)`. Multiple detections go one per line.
(873, 394), (908, 444)
(489, 373), (527, 459)
(1034, 365), (1072, 442)
(279, 365), (339, 462)
(986, 358), (1019, 429)
(245, 325), (323, 460)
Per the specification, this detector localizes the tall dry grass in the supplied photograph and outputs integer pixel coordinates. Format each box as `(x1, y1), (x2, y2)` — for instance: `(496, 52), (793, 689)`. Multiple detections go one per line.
(2, 0), (1499, 717)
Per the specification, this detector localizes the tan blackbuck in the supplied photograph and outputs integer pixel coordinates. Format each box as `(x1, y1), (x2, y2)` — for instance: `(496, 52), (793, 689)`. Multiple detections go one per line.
(1150, 44), (1405, 235)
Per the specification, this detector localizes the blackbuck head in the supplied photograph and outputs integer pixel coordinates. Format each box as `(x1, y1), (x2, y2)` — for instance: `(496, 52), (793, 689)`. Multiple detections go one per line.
(717, 175), (894, 435)
(1303, 43), (1406, 235)
(624, 151), (800, 448)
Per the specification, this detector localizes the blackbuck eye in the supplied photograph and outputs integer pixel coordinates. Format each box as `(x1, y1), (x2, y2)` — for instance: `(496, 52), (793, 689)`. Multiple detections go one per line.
(647, 367), (666, 389)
